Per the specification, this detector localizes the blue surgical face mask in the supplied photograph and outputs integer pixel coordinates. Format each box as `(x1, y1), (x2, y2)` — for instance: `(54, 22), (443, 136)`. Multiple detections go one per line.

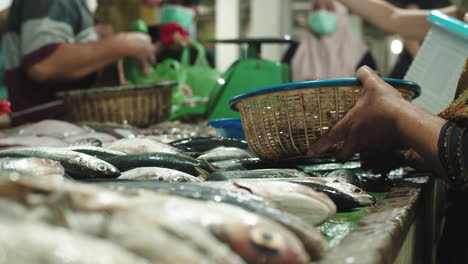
(308, 10), (337, 36)
(160, 4), (195, 31)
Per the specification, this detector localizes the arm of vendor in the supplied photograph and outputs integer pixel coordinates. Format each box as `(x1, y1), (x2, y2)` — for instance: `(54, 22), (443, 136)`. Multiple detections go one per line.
(337, 0), (464, 41)
(2, 0), (155, 112)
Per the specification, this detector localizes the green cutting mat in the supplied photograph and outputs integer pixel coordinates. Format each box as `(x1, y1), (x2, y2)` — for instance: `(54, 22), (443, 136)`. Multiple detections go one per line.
(318, 192), (387, 248)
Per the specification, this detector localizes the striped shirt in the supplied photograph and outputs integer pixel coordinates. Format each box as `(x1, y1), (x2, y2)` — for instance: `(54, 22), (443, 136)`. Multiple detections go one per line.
(2, 0), (98, 112)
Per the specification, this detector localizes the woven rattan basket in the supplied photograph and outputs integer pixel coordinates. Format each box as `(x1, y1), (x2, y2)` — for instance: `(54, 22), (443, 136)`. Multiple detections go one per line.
(56, 81), (176, 127)
(229, 78), (421, 161)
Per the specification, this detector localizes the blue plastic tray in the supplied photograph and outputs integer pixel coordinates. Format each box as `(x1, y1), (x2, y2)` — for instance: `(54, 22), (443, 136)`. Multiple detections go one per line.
(207, 118), (246, 140)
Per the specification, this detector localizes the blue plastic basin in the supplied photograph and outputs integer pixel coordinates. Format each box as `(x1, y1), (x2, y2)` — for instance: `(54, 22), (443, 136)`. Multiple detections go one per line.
(207, 118), (246, 140)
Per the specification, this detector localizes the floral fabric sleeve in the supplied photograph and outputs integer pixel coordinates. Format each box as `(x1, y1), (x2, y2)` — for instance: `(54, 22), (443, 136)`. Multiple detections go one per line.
(438, 58), (468, 191)
(438, 122), (468, 191)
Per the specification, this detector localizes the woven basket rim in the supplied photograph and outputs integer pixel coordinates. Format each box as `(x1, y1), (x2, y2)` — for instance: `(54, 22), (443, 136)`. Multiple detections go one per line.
(229, 78), (421, 111)
(56, 81), (178, 97)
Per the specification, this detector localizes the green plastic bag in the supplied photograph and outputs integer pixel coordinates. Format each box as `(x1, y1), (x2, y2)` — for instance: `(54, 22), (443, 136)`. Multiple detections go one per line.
(153, 41), (221, 120)
(152, 58), (188, 106)
(123, 20), (160, 85)
(183, 41), (221, 99)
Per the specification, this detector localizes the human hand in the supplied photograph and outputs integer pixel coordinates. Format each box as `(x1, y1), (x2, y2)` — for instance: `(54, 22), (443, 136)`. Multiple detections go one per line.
(119, 32), (156, 76)
(308, 66), (411, 162)
(359, 148), (429, 175)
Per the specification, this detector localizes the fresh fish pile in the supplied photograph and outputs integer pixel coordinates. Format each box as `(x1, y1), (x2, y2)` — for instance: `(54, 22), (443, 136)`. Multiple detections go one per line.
(254, 177), (376, 212)
(92, 180), (327, 260)
(0, 147), (120, 179)
(0, 220), (151, 264)
(201, 180), (337, 225)
(0, 119), (385, 263)
(0, 174), (312, 264)
(148, 120), (218, 142)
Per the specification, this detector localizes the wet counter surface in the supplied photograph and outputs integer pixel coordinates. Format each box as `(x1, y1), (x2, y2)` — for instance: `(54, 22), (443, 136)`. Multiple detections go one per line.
(316, 175), (437, 264)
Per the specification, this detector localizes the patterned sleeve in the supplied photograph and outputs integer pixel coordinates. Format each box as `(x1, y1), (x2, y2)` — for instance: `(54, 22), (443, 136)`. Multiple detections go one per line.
(438, 122), (468, 191)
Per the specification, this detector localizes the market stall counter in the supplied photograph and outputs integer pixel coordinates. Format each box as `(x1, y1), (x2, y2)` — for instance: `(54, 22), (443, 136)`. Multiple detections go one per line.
(317, 175), (445, 264)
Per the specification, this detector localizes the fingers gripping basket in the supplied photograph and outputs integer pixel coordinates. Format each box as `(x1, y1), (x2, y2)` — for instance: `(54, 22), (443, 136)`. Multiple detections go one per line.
(56, 82), (176, 127)
(229, 79), (421, 160)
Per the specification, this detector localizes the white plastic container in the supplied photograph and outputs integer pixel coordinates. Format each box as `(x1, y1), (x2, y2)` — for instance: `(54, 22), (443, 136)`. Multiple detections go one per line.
(405, 11), (468, 114)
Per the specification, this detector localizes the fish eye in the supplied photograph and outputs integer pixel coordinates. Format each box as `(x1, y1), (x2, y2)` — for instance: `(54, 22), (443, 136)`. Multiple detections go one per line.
(97, 164), (107, 171)
(333, 180), (340, 183)
(353, 188), (362, 194)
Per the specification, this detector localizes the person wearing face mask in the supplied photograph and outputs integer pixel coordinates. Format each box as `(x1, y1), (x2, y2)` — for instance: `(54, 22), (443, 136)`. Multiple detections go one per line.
(148, 0), (214, 67)
(286, 0), (377, 82)
(2, 0), (156, 125)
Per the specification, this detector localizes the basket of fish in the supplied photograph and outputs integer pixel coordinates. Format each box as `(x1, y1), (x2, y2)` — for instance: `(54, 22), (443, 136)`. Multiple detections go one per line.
(56, 81), (176, 127)
(229, 78), (421, 160)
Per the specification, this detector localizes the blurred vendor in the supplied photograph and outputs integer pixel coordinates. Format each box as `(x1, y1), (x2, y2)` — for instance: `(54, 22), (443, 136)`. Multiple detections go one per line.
(335, 0), (467, 41)
(2, 0), (155, 119)
(148, 0), (214, 67)
(286, 0), (377, 82)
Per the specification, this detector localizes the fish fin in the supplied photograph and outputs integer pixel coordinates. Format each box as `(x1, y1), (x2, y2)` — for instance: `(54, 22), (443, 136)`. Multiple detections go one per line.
(195, 167), (210, 180)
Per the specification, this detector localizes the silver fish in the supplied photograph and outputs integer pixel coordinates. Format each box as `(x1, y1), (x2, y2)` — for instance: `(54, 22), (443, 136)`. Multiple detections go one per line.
(106, 209), (247, 264)
(0, 157), (65, 177)
(202, 180), (336, 226)
(64, 133), (118, 144)
(133, 193), (311, 264)
(197, 147), (254, 162)
(18, 119), (90, 138)
(3, 174), (309, 264)
(0, 147), (120, 179)
(104, 137), (183, 155)
(280, 177), (374, 206)
(68, 138), (103, 147)
(0, 220), (150, 264)
(0, 136), (68, 148)
(118, 167), (202, 182)
(323, 179), (376, 206)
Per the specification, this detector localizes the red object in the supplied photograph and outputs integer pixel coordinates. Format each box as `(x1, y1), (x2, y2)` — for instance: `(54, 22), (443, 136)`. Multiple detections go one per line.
(0, 100), (11, 116)
(160, 22), (188, 45)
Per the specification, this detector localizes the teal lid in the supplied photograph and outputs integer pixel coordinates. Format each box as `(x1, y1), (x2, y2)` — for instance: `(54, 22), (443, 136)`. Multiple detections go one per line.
(428, 10), (468, 36)
(229, 78), (421, 111)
